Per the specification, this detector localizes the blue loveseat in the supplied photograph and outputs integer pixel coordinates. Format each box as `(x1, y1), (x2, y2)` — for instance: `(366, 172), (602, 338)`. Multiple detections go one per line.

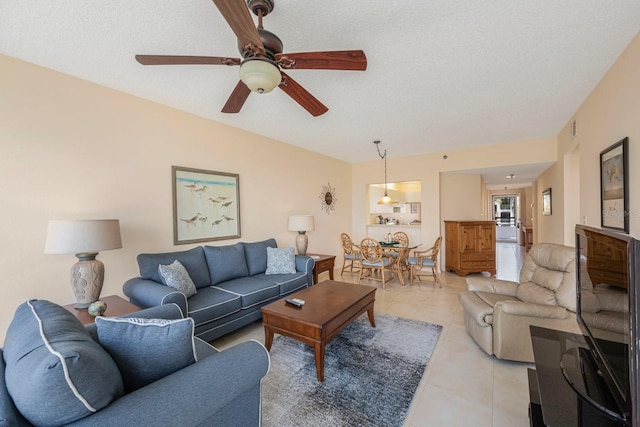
(1, 300), (269, 426)
(123, 238), (315, 341)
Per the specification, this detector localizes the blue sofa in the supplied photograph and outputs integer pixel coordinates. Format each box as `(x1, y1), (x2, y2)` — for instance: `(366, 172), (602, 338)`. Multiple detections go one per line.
(1, 301), (269, 426)
(123, 238), (315, 341)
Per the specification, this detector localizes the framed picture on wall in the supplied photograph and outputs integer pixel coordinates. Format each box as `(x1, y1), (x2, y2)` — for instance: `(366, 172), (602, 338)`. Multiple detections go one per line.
(542, 188), (552, 216)
(172, 166), (241, 245)
(600, 137), (629, 233)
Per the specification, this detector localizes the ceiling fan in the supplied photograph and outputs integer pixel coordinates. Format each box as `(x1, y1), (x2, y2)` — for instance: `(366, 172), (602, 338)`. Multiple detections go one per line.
(135, 0), (367, 117)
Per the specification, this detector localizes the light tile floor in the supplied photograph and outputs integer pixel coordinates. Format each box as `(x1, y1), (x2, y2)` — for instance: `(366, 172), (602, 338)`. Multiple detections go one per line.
(212, 242), (531, 427)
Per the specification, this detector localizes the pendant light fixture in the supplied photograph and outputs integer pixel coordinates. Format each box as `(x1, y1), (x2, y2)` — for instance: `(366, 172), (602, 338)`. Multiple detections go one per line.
(374, 140), (397, 205)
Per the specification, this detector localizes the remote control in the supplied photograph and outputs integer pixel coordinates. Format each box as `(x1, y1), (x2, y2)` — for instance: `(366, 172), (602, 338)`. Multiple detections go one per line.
(285, 298), (305, 307)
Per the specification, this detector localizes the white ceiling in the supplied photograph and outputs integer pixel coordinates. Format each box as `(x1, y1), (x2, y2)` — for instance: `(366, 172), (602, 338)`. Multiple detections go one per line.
(2, 1), (639, 171)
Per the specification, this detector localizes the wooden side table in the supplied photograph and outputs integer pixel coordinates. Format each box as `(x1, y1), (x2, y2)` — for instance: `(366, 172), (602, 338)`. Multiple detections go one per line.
(63, 295), (140, 325)
(308, 253), (336, 284)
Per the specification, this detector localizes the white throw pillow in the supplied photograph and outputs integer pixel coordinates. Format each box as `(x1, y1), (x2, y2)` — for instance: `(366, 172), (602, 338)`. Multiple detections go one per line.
(158, 260), (197, 297)
(265, 247), (297, 275)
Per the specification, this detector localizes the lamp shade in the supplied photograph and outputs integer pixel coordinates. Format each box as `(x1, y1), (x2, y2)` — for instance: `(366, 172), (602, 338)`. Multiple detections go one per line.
(288, 215), (315, 232)
(239, 58), (282, 94)
(45, 220), (122, 255)
(377, 194), (397, 205)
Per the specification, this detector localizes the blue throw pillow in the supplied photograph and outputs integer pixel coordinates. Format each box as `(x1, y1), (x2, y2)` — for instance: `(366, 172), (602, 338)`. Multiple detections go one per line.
(95, 317), (197, 392)
(265, 247), (297, 274)
(3, 300), (124, 426)
(158, 260), (198, 298)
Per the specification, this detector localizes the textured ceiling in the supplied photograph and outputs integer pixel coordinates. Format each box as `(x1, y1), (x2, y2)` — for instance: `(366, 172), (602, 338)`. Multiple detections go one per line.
(1, 1), (639, 169)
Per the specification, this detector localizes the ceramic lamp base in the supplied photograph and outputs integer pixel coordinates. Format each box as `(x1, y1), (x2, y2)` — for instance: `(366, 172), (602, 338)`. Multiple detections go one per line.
(295, 232), (309, 256)
(71, 253), (104, 309)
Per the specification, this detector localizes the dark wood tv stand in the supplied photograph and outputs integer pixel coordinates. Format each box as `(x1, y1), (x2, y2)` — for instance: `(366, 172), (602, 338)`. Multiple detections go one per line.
(528, 326), (625, 427)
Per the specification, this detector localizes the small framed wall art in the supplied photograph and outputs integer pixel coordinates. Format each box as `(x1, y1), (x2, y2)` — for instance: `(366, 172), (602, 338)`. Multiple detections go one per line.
(542, 188), (552, 216)
(172, 166), (241, 244)
(600, 137), (629, 233)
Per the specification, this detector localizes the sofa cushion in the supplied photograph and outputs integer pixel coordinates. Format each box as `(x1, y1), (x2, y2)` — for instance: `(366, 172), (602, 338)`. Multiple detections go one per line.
(243, 238), (278, 276)
(265, 247), (296, 275)
(253, 272), (309, 295)
(138, 246), (211, 289)
(204, 243), (249, 286)
(215, 277), (280, 308)
(3, 300), (124, 426)
(95, 317), (197, 392)
(187, 286), (242, 327)
(158, 260), (198, 298)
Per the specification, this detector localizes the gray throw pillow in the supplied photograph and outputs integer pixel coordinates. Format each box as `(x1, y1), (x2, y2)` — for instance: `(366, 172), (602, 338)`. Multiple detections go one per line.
(3, 300), (124, 426)
(265, 247), (297, 275)
(95, 317), (197, 392)
(158, 260), (197, 298)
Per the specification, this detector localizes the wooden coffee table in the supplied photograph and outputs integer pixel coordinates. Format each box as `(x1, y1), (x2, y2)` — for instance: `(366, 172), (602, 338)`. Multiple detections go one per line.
(261, 280), (376, 382)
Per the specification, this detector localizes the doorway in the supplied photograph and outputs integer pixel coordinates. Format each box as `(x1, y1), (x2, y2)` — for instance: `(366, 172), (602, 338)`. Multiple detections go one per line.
(493, 195), (519, 242)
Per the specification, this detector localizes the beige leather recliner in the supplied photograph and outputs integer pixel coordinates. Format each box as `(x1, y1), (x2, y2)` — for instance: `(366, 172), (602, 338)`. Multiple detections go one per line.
(458, 243), (581, 362)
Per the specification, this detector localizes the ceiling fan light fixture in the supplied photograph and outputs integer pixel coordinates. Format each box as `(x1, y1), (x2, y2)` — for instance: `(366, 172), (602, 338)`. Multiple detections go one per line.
(239, 58), (281, 94)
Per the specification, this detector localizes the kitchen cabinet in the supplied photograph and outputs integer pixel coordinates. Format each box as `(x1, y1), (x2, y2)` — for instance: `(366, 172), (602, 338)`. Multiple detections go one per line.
(405, 192), (421, 203)
(444, 221), (496, 276)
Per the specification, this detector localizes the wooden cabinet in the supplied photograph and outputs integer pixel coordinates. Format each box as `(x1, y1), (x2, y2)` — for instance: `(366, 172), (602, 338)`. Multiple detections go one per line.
(445, 221), (496, 276)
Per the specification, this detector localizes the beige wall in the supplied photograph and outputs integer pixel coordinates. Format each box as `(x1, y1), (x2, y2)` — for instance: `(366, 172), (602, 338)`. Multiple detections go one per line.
(0, 55), (352, 342)
(440, 173), (483, 221)
(553, 31), (640, 240)
(536, 162), (564, 244)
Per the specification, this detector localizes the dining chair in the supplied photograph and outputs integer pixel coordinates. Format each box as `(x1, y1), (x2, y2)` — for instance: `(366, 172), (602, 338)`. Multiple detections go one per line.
(385, 231), (409, 260)
(358, 237), (395, 288)
(393, 231), (409, 246)
(386, 231), (410, 277)
(407, 236), (442, 287)
(340, 232), (362, 275)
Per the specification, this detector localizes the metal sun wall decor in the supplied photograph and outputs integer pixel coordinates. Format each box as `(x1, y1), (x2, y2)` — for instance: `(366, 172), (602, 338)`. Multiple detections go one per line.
(172, 166), (241, 245)
(320, 182), (337, 214)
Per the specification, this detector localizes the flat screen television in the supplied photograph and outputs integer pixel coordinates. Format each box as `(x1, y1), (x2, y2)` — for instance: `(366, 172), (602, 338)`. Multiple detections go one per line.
(563, 225), (640, 425)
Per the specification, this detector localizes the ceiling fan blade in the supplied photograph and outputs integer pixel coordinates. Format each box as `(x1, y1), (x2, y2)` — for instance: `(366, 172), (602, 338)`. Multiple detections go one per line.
(221, 80), (251, 113)
(279, 72), (328, 117)
(135, 55), (240, 66)
(211, 0), (265, 56)
(276, 50), (367, 71)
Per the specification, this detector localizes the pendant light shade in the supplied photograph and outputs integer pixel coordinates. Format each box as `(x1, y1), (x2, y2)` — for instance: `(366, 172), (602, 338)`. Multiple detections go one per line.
(374, 140), (397, 205)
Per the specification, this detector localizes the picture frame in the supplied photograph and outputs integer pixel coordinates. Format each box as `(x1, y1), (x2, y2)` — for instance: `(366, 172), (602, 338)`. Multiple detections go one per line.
(600, 137), (629, 233)
(172, 166), (241, 245)
(542, 188), (552, 216)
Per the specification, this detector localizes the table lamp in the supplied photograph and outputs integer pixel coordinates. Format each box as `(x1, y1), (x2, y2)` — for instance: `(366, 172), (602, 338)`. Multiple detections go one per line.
(45, 219), (122, 308)
(288, 215), (315, 255)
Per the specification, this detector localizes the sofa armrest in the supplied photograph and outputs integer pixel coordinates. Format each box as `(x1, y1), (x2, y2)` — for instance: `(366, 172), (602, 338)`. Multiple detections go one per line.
(123, 278), (188, 316)
(495, 300), (570, 319)
(296, 255), (315, 286)
(466, 276), (518, 296)
(68, 340), (269, 426)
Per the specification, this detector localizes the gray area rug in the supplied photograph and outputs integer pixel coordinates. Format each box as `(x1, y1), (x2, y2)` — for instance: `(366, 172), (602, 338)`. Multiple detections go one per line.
(261, 313), (442, 427)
